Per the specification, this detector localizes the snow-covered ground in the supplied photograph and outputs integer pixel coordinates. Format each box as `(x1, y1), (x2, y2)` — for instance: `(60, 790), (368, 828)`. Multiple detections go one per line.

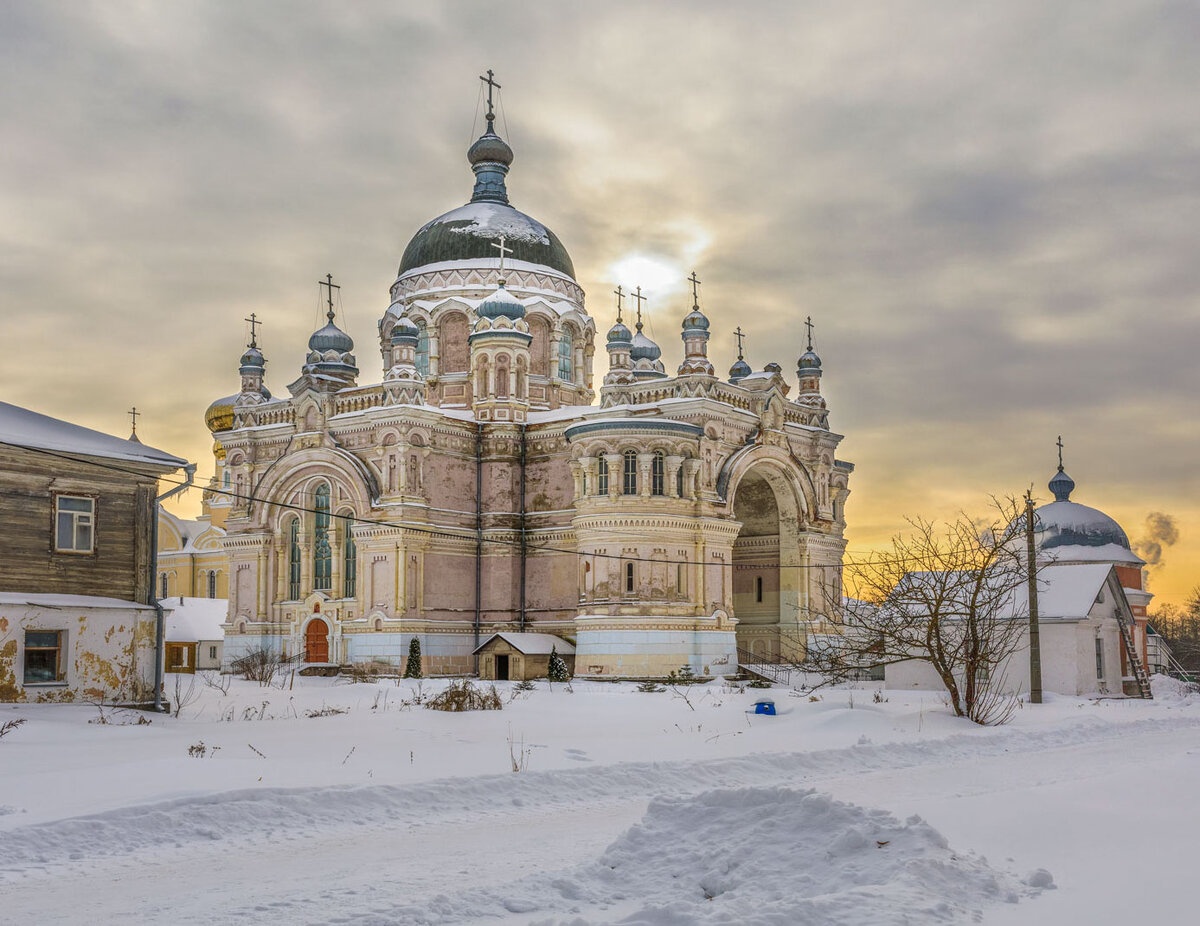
(2, 674), (1198, 924)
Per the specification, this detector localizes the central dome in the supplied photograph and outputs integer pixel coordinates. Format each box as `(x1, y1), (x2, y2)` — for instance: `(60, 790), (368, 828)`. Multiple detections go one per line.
(397, 201), (575, 280)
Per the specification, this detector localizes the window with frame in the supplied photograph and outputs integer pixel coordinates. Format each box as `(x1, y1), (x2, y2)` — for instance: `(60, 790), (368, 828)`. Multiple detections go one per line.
(54, 495), (94, 553)
(160, 573), (169, 599)
(288, 518), (302, 600)
(207, 571), (217, 599)
(622, 450), (638, 495)
(223, 469), (231, 489)
(755, 575), (764, 603)
(208, 645), (218, 661)
(558, 329), (574, 381)
(597, 457), (609, 495)
(313, 484), (332, 591)
(625, 561), (636, 595)
(651, 452), (665, 496)
(1095, 637), (1105, 680)
(24, 630), (62, 684)
(676, 463), (685, 497)
(676, 562), (686, 595)
(343, 527), (357, 599)
(415, 321), (430, 376)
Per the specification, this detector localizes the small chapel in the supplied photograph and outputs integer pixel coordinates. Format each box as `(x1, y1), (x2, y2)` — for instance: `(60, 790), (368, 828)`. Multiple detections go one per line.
(202, 76), (853, 678)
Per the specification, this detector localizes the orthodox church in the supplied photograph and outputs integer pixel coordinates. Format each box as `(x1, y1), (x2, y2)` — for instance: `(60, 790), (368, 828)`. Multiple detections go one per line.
(202, 83), (852, 678)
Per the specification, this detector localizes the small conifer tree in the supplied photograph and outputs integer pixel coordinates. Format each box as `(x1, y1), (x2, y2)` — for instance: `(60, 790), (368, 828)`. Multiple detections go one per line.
(404, 637), (423, 679)
(547, 645), (570, 683)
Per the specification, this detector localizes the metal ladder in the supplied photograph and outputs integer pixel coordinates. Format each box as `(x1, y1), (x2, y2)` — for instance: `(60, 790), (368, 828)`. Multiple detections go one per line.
(1115, 610), (1153, 699)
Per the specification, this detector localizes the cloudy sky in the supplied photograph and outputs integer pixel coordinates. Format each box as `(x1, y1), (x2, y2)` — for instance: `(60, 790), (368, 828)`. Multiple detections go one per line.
(2, 1), (1196, 605)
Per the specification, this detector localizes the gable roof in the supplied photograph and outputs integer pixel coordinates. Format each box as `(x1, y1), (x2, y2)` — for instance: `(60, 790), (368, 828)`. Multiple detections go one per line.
(472, 632), (575, 655)
(163, 597), (228, 642)
(0, 401), (186, 469)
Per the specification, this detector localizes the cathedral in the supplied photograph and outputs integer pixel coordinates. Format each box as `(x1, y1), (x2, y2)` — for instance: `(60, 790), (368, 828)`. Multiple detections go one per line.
(202, 83), (853, 678)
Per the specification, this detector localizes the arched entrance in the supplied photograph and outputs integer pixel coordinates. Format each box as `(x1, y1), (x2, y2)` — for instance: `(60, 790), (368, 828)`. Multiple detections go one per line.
(305, 618), (330, 663)
(730, 465), (806, 662)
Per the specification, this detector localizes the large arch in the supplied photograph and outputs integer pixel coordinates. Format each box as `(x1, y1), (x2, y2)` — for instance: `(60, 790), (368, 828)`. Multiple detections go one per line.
(727, 455), (810, 662)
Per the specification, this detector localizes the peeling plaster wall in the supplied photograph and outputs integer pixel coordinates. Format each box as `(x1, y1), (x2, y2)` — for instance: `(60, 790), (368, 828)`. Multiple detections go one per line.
(0, 603), (156, 703)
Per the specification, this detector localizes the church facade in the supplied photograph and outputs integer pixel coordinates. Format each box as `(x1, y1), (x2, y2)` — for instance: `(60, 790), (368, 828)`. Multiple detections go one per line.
(206, 93), (853, 678)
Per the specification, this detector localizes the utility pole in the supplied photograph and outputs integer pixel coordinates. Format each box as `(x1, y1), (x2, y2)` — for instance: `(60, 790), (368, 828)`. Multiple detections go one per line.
(1025, 490), (1043, 704)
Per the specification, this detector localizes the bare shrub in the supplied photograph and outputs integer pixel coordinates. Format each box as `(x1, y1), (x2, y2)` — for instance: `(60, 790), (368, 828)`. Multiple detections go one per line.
(172, 673), (201, 718)
(188, 741), (207, 758)
(231, 648), (286, 687)
(305, 704), (349, 718)
(425, 680), (503, 712)
(0, 718), (27, 740)
(200, 671), (231, 695)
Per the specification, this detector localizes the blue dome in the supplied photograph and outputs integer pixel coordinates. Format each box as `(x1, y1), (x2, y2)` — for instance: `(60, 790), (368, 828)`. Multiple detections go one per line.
(309, 320), (354, 353)
(607, 321), (632, 345)
(477, 281), (526, 320)
(239, 346), (265, 371)
(1049, 469), (1075, 502)
(1036, 500), (1131, 552)
(682, 308), (710, 332)
(390, 317), (419, 344)
(631, 330), (662, 361)
(798, 348), (821, 370)
(729, 358), (752, 381)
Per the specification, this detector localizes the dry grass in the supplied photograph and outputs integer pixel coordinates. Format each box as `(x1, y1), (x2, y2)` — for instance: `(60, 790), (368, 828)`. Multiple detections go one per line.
(425, 680), (503, 712)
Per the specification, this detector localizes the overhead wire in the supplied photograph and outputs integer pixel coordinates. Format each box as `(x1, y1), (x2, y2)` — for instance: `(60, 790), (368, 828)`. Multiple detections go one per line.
(1, 438), (940, 573)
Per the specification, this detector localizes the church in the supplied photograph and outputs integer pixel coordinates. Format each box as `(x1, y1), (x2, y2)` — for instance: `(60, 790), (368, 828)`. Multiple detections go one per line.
(202, 79), (853, 678)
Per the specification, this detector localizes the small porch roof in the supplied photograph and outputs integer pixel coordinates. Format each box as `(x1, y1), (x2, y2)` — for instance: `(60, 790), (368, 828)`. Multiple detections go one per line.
(472, 632), (575, 656)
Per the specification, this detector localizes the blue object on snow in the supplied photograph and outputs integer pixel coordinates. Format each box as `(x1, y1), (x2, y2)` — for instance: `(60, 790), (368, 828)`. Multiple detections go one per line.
(753, 699), (776, 716)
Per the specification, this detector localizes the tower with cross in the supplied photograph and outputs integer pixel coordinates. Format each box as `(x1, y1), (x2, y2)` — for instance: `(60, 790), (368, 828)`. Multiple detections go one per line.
(603, 284), (636, 386)
(729, 326), (752, 383)
(678, 270), (714, 377)
(796, 316), (825, 406)
(468, 69), (514, 205)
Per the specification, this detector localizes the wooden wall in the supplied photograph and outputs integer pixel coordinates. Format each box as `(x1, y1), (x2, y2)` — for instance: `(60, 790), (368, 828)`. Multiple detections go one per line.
(0, 446), (160, 602)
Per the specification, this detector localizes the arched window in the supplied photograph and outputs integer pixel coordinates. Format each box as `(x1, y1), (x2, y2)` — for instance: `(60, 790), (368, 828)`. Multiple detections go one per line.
(597, 457), (609, 495)
(222, 469), (231, 489)
(651, 451), (665, 496)
(558, 329), (574, 381)
(677, 462), (685, 497)
(415, 321), (430, 376)
(207, 571), (217, 599)
(160, 573), (168, 599)
(495, 354), (510, 398)
(622, 450), (638, 495)
(288, 518), (301, 600)
(625, 561), (635, 595)
(343, 526), (357, 599)
(313, 484), (332, 591)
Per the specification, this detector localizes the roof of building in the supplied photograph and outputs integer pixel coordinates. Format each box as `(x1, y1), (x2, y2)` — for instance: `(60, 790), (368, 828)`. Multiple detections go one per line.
(472, 632), (576, 655)
(0, 401), (187, 469)
(163, 597), (228, 642)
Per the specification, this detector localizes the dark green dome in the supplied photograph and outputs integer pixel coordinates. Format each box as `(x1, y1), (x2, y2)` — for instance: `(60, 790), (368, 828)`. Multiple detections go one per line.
(397, 201), (576, 280)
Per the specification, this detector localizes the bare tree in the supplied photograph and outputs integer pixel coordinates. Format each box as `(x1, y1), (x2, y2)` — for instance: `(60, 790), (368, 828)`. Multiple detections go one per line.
(806, 497), (1035, 724)
(1149, 586), (1200, 672)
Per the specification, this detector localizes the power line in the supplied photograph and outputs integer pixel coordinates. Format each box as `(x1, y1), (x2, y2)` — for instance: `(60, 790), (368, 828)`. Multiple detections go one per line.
(2, 438), (932, 572)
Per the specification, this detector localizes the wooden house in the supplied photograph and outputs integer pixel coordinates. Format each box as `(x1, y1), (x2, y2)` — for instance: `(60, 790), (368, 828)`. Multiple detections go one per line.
(474, 633), (575, 681)
(0, 401), (187, 702)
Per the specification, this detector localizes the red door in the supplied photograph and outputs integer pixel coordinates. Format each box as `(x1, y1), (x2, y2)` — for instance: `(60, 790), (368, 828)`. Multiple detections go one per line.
(305, 618), (329, 663)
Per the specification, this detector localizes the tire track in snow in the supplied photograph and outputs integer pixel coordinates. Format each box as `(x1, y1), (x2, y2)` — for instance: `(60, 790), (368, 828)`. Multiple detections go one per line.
(2, 715), (1196, 877)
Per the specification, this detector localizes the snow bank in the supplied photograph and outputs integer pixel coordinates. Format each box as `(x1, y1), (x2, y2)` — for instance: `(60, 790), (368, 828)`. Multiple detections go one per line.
(1150, 673), (1200, 704)
(347, 788), (1044, 925)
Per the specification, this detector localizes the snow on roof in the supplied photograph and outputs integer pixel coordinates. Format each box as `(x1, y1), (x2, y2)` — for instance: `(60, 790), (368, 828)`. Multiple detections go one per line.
(1042, 542), (1145, 566)
(1037, 564), (1116, 618)
(0, 401), (187, 469)
(472, 632), (575, 655)
(0, 592), (153, 611)
(163, 597), (229, 642)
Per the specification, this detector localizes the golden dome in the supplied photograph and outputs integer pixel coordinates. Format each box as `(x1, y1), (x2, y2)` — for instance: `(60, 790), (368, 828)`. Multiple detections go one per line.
(204, 395), (237, 433)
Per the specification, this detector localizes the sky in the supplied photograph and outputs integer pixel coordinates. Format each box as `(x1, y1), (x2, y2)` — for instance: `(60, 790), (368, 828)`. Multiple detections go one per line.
(1, 1), (1196, 606)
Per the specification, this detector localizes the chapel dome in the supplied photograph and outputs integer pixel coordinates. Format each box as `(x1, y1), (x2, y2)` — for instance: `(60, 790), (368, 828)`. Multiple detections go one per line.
(607, 320), (633, 345)
(205, 395), (238, 434)
(631, 330), (662, 362)
(1026, 466), (1143, 566)
(477, 280), (526, 320)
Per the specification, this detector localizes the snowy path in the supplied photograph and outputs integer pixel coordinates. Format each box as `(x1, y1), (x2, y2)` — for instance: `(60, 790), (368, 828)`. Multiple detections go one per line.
(4, 711), (1198, 924)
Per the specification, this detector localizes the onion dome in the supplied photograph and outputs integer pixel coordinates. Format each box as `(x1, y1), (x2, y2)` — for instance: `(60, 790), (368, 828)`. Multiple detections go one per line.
(477, 280), (526, 320)
(204, 395), (237, 433)
(631, 329), (662, 361)
(797, 348), (822, 372)
(607, 319), (633, 346)
(682, 307), (710, 332)
(1049, 468), (1075, 502)
(239, 346), (265, 374)
(729, 357), (752, 382)
(389, 316), (420, 344)
(467, 130), (514, 169)
(309, 319), (354, 354)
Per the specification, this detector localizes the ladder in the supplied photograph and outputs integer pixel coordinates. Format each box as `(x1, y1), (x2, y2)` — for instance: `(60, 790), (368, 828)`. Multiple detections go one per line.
(1115, 610), (1153, 699)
